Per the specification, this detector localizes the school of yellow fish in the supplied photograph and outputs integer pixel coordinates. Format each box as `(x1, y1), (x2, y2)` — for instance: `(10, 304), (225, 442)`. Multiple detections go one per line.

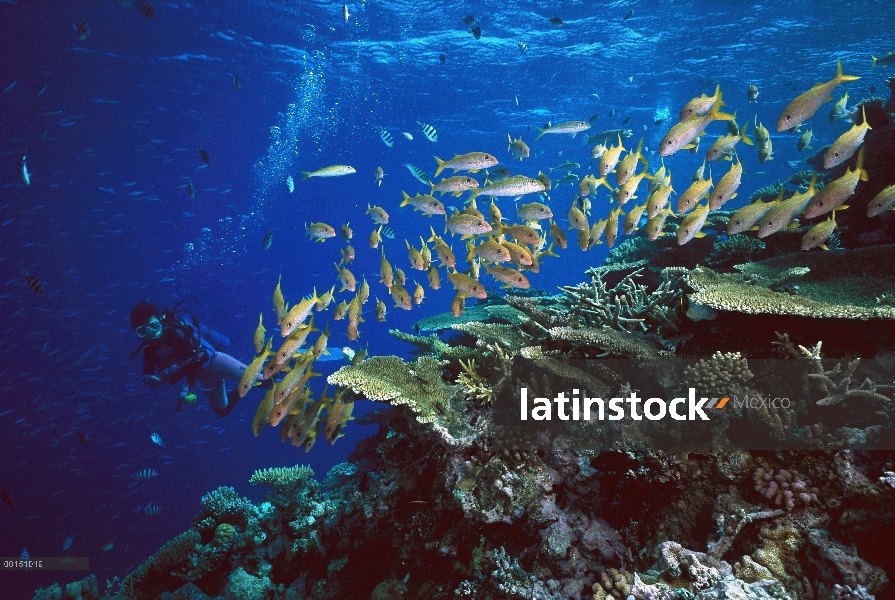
(247, 57), (894, 448)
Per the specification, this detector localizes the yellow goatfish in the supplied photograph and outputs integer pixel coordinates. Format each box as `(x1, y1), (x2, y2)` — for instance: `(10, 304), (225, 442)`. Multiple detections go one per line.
(757, 172), (817, 238)
(599, 134), (626, 176)
(727, 193), (781, 235)
(679, 86), (722, 122)
(605, 205), (623, 248)
(677, 171), (713, 215)
(238, 338), (272, 398)
(824, 106), (870, 169)
(433, 152), (499, 177)
(252, 387), (277, 437)
(776, 58), (860, 132)
(867, 184), (895, 217)
(646, 182), (675, 219)
(273, 275), (287, 325)
(708, 158), (743, 211)
(661, 86), (735, 156)
(705, 121), (753, 162)
(253, 312), (266, 354)
(801, 210), (840, 251)
(280, 289), (321, 337)
(804, 147), (867, 219)
(447, 270), (487, 299)
(677, 202), (711, 245)
(615, 137), (648, 186)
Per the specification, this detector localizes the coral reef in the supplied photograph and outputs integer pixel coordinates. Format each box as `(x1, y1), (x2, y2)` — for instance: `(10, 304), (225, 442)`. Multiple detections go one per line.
(36, 81), (895, 600)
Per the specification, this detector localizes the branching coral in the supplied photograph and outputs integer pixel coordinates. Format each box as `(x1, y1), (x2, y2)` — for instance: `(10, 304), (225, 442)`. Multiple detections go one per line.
(195, 486), (253, 531)
(456, 359), (494, 403)
(556, 267), (684, 337)
(807, 358), (894, 406)
(682, 351), (753, 399)
(706, 235), (768, 269)
(249, 464), (314, 489)
(327, 355), (452, 423)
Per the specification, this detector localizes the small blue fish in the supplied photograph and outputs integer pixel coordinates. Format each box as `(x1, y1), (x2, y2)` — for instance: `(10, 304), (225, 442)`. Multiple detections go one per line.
(62, 535), (74, 551)
(132, 468), (158, 480)
(262, 229), (274, 250)
(150, 433), (164, 447)
(380, 224), (396, 240)
(144, 504), (162, 515)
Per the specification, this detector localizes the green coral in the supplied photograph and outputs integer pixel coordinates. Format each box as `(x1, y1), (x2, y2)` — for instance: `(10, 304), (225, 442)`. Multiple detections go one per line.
(389, 329), (478, 360)
(412, 304), (492, 332)
(249, 464), (314, 489)
(327, 355), (453, 423)
(120, 530), (200, 600)
(685, 245), (895, 319)
(483, 303), (529, 324)
(213, 522), (236, 547)
(451, 322), (528, 355)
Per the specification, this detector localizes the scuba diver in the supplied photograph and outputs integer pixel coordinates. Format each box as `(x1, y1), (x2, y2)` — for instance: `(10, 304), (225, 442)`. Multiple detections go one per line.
(130, 300), (269, 416)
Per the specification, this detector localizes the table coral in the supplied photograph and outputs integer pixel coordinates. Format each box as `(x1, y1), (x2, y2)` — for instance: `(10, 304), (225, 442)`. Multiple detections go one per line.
(327, 355), (453, 423)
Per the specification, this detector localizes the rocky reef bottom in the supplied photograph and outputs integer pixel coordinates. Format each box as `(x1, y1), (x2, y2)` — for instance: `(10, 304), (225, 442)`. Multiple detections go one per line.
(33, 401), (895, 600)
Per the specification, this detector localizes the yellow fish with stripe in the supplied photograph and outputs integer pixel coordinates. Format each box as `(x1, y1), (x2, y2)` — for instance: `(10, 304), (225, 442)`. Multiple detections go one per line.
(776, 58), (860, 132)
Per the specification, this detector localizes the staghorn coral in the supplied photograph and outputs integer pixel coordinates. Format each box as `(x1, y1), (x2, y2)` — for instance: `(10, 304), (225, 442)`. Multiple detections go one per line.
(456, 358), (494, 403)
(327, 355), (452, 423)
(807, 358), (894, 406)
(556, 267), (685, 337)
(119, 530), (201, 600)
(249, 464), (314, 489)
(750, 180), (786, 203)
(484, 303), (530, 324)
(412, 304), (492, 332)
(390, 328), (480, 360)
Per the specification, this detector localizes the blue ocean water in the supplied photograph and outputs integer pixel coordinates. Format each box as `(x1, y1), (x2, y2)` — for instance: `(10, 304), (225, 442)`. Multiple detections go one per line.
(1, 1), (893, 596)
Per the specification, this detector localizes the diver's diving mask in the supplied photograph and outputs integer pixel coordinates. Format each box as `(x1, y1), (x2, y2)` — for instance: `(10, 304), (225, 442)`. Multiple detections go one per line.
(136, 316), (162, 339)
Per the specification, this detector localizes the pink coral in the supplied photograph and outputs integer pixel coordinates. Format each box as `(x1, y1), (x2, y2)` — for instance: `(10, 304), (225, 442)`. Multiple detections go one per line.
(753, 467), (817, 510)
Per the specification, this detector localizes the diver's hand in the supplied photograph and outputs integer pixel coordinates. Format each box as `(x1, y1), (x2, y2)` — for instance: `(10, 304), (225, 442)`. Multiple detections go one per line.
(142, 374), (163, 388)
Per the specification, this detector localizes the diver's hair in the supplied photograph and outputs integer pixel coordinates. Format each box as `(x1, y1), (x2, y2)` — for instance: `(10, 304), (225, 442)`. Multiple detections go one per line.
(130, 301), (160, 329)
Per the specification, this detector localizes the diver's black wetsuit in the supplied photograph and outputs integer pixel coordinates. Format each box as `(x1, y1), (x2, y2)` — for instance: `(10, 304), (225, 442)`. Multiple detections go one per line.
(141, 312), (208, 380)
(137, 311), (249, 416)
